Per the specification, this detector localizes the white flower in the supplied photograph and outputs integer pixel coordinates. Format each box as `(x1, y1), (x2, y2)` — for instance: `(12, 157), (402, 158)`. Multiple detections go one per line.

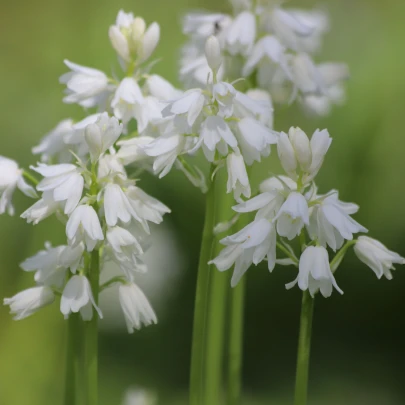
(205, 35), (222, 72)
(226, 151), (251, 201)
(117, 136), (154, 166)
(32, 163), (84, 215)
(233, 90), (273, 126)
(226, 11), (256, 56)
(210, 218), (276, 287)
(60, 275), (102, 321)
(66, 205), (104, 251)
(308, 192), (367, 250)
(145, 75), (182, 100)
(213, 82), (237, 118)
(4, 286), (55, 320)
(32, 119), (74, 163)
(0, 156), (37, 215)
(245, 89), (274, 127)
(109, 11), (160, 63)
(97, 153), (127, 180)
(107, 226), (143, 255)
(354, 236), (405, 280)
(183, 12), (231, 40)
(60, 60), (110, 107)
(84, 113), (123, 162)
(118, 283), (157, 333)
(286, 246), (343, 298)
(20, 191), (60, 224)
(274, 192), (309, 240)
(111, 78), (145, 128)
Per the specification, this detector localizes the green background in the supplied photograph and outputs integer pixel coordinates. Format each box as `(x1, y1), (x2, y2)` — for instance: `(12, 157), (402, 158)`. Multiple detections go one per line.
(1, 0), (405, 404)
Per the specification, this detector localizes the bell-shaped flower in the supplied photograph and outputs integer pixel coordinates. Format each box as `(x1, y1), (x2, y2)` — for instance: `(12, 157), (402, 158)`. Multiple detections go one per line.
(84, 113), (123, 162)
(60, 275), (102, 321)
(111, 78), (145, 128)
(354, 236), (405, 280)
(226, 150), (251, 201)
(287, 246), (343, 297)
(4, 286), (55, 320)
(0, 156), (37, 215)
(32, 163), (84, 215)
(117, 136), (154, 166)
(183, 12), (231, 40)
(97, 153), (127, 181)
(145, 75), (182, 101)
(60, 60), (110, 107)
(308, 192), (367, 251)
(210, 218), (277, 287)
(244, 89), (274, 127)
(274, 191), (309, 240)
(191, 116), (238, 162)
(226, 11), (256, 56)
(119, 283), (157, 333)
(66, 205), (104, 251)
(213, 82), (237, 118)
(21, 191), (60, 224)
(32, 119), (74, 163)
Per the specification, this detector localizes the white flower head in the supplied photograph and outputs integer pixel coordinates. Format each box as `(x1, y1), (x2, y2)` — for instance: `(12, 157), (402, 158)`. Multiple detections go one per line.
(20, 191), (60, 224)
(226, 11), (256, 56)
(119, 283), (157, 333)
(354, 236), (405, 280)
(4, 286), (55, 320)
(66, 205), (104, 251)
(32, 163), (84, 215)
(287, 246), (343, 298)
(274, 191), (309, 240)
(226, 150), (251, 201)
(210, 218), (277, 287)
(60, 275), (103, 321)
(84, 113), (123, 162)
(60, 60), (110, 107)
(0, 156), (37, 215)
(145, 75), (183, 101)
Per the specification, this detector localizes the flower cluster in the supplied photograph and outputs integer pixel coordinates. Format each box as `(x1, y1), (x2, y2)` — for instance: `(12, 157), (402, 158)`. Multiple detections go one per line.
(211, 127), (405, 296)
(181, 0), (349, 116)
(1, 10), (178, 332)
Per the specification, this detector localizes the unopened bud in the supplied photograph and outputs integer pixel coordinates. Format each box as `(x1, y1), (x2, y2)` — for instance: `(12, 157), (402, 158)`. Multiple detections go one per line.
(289, 127), (312, 171)
(109, 26), (130, 62)
(140, 22), (160, 62)
(204, 35), (222, 72)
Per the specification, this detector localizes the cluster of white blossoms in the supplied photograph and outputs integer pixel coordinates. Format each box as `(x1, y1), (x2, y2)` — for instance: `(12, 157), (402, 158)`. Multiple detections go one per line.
(1, 10), (180, 333)
(210, 127), (405, 296)
(181, 0), (349, 116)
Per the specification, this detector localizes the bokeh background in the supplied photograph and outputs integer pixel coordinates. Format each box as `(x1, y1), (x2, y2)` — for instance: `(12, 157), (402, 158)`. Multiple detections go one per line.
(1, 0), (405, 404)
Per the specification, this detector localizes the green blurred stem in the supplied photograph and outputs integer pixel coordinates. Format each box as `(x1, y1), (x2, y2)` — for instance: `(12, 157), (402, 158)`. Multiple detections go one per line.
(294, 290), (315, 405)
(22, 170), (39, 186)
(227, 277), (245, 405)
(190, 165), (229, 405)
(83, 248), (100, 405)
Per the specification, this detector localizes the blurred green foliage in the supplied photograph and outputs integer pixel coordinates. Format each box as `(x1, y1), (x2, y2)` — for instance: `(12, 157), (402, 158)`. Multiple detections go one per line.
(1, 0), (405, 404)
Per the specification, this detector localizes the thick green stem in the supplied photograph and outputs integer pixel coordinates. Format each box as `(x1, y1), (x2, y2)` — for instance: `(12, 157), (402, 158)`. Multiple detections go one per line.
(294, 291), (315, 405)
(84, 248), (100, 405)
(190, 165), (218, 405)
(227, 277), (245, 405)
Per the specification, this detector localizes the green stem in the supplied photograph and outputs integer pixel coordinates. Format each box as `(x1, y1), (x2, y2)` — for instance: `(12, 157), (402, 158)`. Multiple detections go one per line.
(330, 240), (357, 272)
(190, 164), (218, 405)
(227, 277), (245, 405)
(294, 291), (315, 405)
(276, 242), (299, 265)
(84, 248), (100, 405)
(22, 170), (39, 186)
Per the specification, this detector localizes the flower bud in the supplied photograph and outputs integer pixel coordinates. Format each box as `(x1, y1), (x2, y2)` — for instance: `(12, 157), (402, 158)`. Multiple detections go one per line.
(85, 123), (103, 162)
(277, 132), (297, 177)
(205, 35), (222, 72)
(109, 26), (130, 62)
(288, 127), (312, 171)
(132, 17), (146, 41)
(141, 22), (160, 62)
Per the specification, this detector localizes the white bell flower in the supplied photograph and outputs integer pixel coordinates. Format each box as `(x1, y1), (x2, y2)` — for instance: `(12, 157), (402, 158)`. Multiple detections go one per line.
(287, 246), (343, 298)
(111, 78), (145, 128)
(210, 218), (277, 287)
(144, 75), (182, 101)
(21, 191), (60, 224)
(213, 82), (237, 118)
(32, 163), (84, 215)
(118, 283), (157, 333)
(308, 192), (367, 250)
(117, 136), (154, 166)
(97, 153), (127, 181)
(0, 156), (37, 215)
(66, 205), (104, 251)
(182, 12), (231, 40)
(259, 175), (297, 194)
(354, 236), (405, 280)
(226, 150), (251, 201)
(60, 275), (102, 321)
(274, 191), (309, 240)
(245, 89), (274, 127)
(4, 286), (55, 320)
(32, 119), (74, 163)
(60, 60), (110, 107)
(191, 116), (238, 162)
(226, 11), (256, 56)
(84, 113), (123, 162)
